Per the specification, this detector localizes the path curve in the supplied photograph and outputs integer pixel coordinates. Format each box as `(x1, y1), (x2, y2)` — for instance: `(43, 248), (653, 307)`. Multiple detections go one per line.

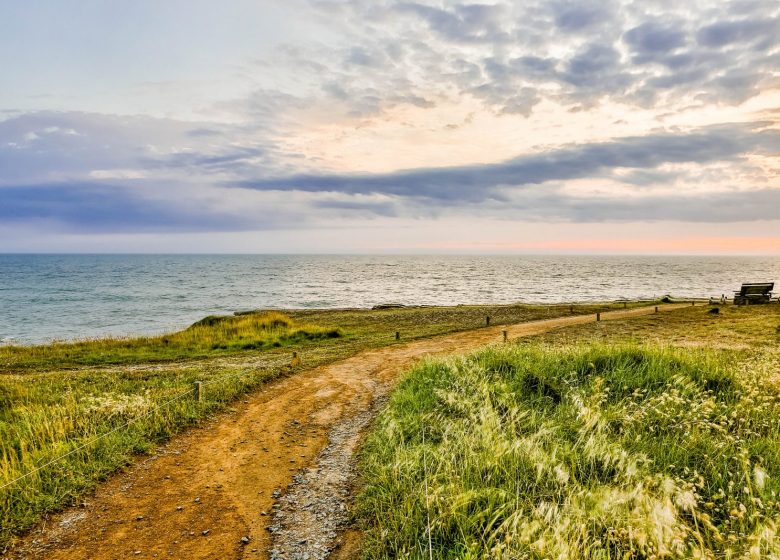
(5, 304), (686, 560)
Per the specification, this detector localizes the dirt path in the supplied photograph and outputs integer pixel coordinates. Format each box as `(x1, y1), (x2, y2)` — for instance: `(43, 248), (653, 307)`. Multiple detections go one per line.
(6, 304), (686, 560)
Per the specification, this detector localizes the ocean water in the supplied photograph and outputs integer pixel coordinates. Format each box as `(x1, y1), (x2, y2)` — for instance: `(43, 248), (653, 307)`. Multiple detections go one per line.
(1, 254), (778, 345)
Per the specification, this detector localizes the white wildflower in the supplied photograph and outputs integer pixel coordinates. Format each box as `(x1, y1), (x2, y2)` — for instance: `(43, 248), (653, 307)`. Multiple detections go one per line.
(754, 466), (768, 491)
(554, 465), (570, 484)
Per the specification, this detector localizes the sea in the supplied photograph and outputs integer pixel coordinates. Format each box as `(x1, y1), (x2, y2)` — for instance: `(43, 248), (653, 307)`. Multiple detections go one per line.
(1, 254), (778, 345)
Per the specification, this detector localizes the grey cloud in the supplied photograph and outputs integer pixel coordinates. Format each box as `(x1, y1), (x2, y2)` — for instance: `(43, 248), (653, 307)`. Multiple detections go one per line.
(496, 184), (780, 223)
(187, 128), (222, 137)
(344, 46), (386, 67)
(624, 21), (687, 56)
(647, 67), (709, 89)
(697, 17), (780, 47)
(293, 0), (780, 117)
(498, 88), (540, 116)
(562, 44), (630, 93)
(554, 2), (613, 31)
(145, 146), (271, 175)
(613, 168), (687, 187)
(313, 198), (397, 217)
(395, 2), (510, 44)
(0, 112), (161, 184)
(0, 183), (271, 233)
(0, 111), (295, 185)
(233, 124), (778, 202)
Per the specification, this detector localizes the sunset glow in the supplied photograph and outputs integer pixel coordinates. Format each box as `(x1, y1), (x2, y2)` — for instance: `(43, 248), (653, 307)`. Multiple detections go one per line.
(1, 1), (778, 253)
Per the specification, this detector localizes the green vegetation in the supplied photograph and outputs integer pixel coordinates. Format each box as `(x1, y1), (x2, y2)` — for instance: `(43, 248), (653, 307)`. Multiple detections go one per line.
(1, 301), (627, 548)
(0, 311), (334, 547)
(0, 311), (339, 371)
(357, 305), (780, 559)
(529, 303), (780, 350)
(0, 302), (640, 373)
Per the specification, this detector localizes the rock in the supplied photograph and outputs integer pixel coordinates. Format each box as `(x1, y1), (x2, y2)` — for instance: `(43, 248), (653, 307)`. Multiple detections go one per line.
(202, 530), (210, 536)
(241, 536), (251, 545)
(194, 497), (201, 503)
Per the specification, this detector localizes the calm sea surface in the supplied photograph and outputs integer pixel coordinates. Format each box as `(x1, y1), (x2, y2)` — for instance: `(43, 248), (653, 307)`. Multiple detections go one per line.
(1, 254), (778, 344)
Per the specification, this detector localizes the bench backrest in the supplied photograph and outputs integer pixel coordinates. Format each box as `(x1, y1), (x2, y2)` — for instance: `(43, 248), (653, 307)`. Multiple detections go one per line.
(739, 282), (774, 296)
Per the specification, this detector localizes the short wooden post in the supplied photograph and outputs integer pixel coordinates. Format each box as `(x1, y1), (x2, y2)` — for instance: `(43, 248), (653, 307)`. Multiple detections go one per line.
(291, 351), (301, 367)
(691, 301), (695, 306)
(596, 312), (601, 322)
(486, 316), (491, 326)
(623, 302), (627, 309)
(655, 306), (658, 313)
(502, 330), (508, 342)
(194, 381), (202, 402)
(395, 331), (400, 340)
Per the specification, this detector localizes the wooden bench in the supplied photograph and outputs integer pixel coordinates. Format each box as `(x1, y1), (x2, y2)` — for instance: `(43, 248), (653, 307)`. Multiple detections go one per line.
(733, 282), (774, 305)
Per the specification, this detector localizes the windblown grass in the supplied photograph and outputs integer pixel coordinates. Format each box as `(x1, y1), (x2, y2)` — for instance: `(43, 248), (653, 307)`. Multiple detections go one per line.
(0, 311), (342, 546)
(358, 343), (780, 558)
(0, 361), (279, 547)
(2, 302), (616, 548)
(0, 311), (339, 371)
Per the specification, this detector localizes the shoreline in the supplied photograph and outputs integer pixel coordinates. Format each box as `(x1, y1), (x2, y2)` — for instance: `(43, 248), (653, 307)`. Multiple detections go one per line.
(3, 254), (776, 346)
(1, 297), (709, 348)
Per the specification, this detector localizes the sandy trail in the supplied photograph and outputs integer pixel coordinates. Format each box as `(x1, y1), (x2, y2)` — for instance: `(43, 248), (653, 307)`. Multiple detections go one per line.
(6, 304), (685, 560)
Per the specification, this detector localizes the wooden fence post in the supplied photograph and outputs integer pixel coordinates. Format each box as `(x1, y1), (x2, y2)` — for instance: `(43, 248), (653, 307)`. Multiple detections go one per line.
(655, 306), (658, 313)
(503, 330), (508, 342)
(596, 312), (601, 322)
(395, 331), (400, 340)
(194, 381), (202, 402)
(486, 316), (491, 326)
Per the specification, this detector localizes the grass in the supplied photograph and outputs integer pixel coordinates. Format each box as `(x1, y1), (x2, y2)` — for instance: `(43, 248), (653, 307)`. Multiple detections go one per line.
(0, 311), (340, 371)
(0, 302), (640, 373)
(528, 303), (780, 350)
(0, 311), (335, 548)
(357, 304), (780, 559)
(0, 301), (637, 549)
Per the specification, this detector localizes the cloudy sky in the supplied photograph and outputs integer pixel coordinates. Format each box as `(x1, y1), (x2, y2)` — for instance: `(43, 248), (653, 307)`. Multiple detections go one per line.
(1, 0), (779, 254)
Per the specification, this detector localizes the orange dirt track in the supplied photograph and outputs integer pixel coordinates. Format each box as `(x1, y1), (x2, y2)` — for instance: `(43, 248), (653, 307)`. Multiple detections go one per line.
(6, 304), (686, 560)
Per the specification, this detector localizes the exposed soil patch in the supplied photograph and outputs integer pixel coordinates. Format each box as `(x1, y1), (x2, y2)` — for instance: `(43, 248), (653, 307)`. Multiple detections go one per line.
(4, 305), (684, 560)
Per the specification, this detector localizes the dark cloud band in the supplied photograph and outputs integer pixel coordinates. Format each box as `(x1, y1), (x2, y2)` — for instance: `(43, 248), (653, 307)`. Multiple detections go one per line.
(233, 124), (779, 202)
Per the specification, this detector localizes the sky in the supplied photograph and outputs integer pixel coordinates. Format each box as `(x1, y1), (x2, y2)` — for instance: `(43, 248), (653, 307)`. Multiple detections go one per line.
(1, 0), (779, 254)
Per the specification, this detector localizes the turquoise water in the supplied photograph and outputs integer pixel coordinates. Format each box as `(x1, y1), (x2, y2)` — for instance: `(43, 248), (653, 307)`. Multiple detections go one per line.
(1, 254), (778, 344)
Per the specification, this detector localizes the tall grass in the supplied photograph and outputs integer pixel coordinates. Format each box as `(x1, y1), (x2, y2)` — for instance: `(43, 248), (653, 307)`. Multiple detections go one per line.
(357, 344), (780, 558)
(0, 301), (653, 549)
(0, 312), (339, 546)
(0, 311), (340, 371)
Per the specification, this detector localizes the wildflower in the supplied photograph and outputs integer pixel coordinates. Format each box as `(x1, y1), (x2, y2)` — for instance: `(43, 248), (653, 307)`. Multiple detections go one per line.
(675, 490), (697, 511)
(553, 465), (569, 485)
(754, 466), (768, 491)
